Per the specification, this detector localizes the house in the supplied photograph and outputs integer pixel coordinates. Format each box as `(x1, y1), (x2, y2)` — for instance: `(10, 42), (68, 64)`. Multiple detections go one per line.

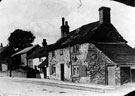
(0, 44), (15, 72)
(11, 44), (40, 68)
(27, 39), (48, 78)
(0, 44), (15, 77)
(47, 6), (135, 85)
(11, 44), (40, 78)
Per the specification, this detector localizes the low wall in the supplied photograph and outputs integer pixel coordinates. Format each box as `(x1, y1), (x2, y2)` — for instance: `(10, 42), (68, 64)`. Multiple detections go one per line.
(0, 71), (9, 77)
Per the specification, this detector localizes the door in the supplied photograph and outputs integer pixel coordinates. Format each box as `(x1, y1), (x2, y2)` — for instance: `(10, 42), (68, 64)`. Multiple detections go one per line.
(60, 64), (64, 81)
(108, 66), (115, 85)
(42, 67), (47, 78)
(120, 67), (131, 85)
(131, 69), (135, 82)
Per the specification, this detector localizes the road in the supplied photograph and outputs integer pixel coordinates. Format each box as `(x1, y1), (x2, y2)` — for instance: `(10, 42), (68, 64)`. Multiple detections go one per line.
(0, 77), (133, 96)
(0, 77), (104, 96)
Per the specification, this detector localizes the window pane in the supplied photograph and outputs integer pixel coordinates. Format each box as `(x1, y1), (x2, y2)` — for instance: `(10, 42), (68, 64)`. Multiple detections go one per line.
(59, 49), (63, 55)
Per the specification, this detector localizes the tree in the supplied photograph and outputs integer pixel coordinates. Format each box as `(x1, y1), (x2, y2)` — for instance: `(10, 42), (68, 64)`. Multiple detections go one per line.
(8, 29), (35, 50)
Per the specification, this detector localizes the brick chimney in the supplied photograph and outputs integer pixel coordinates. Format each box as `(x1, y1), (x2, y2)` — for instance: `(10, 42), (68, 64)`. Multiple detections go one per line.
(42, 39), (47, 47)
(61, 17), (69, 38)
(99, 7), (111, 24)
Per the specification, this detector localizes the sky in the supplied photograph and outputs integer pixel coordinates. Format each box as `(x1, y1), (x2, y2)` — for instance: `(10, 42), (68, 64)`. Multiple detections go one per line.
(0, 0), (135, 47)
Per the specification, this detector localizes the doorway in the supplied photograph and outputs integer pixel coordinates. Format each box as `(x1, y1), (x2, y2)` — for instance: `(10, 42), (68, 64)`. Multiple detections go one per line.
(120, 67), (131, 85)
(60, 64), (64, 81)
(131, 69), (135, 82)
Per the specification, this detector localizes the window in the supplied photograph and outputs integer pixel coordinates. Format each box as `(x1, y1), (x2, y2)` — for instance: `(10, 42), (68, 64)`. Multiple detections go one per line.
(89, 51), (97, 59)
(39, 58), (43, 62)
(73, 44), (79, 53)
(52, 51), (55, 57)
(59, 49), (63, 55)
(73, 66), (79, 76)
(50, 64), (56, 74)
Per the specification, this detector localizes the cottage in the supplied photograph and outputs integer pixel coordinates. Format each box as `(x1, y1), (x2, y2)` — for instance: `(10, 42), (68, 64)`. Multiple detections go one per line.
(11, 44), (40, 78)
(12, 44), (40, 67)
(0, 44), (15, 77)
(28, 39), (48, 78)
(47, 6), (135, 85)
(0, 44), (15, 72)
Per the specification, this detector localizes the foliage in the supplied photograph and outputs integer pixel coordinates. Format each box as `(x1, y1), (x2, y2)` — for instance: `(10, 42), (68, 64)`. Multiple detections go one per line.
(8, 29), (35, 50)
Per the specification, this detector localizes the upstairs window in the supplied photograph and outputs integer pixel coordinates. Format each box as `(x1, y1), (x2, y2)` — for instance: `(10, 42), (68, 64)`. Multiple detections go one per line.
(72, 44), (79, 53)
(59, 49), (63, 55)
(52, 51), (55, 57)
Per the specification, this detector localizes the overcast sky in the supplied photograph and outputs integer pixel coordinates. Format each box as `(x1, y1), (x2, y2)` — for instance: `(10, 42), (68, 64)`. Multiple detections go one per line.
(0, 0), (135, 47)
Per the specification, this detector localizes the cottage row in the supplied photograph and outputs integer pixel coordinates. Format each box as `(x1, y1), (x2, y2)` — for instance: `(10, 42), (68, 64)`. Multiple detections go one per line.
(0, 6), (135, 86)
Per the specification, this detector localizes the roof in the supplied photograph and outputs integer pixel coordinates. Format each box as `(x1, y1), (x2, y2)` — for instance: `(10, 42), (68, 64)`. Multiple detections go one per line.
(38, 59), (48, 68)
(48, 21), (127, 51)
(27, 46), (48, 59)
(0, 47), (7, 54)
(12, 45), (40, 57)
(95, 43), (135, 65)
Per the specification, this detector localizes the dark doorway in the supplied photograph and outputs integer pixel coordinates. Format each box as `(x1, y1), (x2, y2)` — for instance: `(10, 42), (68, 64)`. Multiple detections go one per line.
(60, 64), (64, 81)
(43, 68), (47, 78)
(131, 69), (135, 82)
(120, 67), (131, 85)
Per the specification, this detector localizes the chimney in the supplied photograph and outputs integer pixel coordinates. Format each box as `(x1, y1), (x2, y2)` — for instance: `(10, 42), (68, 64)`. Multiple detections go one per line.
(65, 21), (69, 34)
(99, 7), (111, 24)
(61, 17), (69, 38)
(42, 39), (47, 47)
(62, 17), (65, 26)
(0, 43), (3, 47)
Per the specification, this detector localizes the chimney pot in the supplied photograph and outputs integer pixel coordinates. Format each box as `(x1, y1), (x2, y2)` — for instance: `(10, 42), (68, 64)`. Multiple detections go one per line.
(61, 18), (70, 38)
(42, 39), (47, 47)
(62, 17), (65, 26)
(1, 43), (3, 47)
(65, 21), (68, 26)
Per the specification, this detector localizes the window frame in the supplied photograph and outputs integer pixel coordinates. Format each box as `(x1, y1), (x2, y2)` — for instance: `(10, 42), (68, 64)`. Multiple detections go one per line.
(50, 64), (56, 75)
(52, 51), (55, 57)
(59, 49), (63, 55)
(73, 65), (79, 76)
(72, 44), (79, 54)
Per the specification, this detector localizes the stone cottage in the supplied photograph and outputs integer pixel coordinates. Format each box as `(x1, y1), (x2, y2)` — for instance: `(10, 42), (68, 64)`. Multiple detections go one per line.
(47, 6), (135, 85)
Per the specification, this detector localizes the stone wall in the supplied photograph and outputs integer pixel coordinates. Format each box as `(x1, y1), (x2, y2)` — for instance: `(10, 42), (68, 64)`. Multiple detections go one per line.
(48, 43), (116, 85)
(0, 71), (9, 77)
(12, 70), (27, 78)
(71, 43), (115, 85)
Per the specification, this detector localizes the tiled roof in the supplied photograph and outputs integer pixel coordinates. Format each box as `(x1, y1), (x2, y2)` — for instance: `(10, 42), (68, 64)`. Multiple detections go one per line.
(48, 21), (126, 51)
(27, 46), (48, 59)
(95, 43), (135, 65)
(12, 45), (40, 57)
